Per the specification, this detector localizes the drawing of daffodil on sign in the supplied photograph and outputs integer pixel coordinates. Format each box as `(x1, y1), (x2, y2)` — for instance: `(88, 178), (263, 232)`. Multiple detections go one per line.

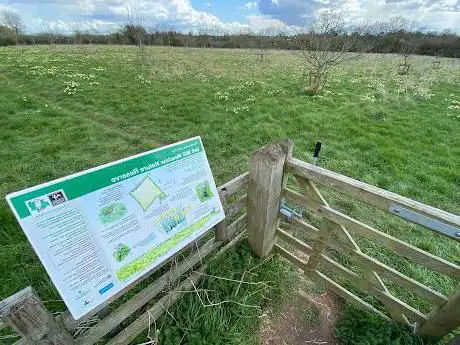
(130, 176), (166, 211)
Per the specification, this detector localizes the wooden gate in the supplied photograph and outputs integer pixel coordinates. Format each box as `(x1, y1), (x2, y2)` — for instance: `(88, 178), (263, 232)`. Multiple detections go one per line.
(246, 140), (460, 337)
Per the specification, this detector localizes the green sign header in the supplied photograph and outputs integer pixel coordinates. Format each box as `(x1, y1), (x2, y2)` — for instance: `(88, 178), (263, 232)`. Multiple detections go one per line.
(9, 137), (203, 219)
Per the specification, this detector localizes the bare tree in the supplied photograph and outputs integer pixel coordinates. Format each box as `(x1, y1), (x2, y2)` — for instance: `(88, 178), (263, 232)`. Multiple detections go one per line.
(385, 17), (419, 75)
(41, 23), (57, 45)
(295, 13), (368, 94)
(125, 3), (146, 47)
(0, 9), (24, 42)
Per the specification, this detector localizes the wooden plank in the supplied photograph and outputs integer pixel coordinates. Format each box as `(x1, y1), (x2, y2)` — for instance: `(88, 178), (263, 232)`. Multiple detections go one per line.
(310, 271), (391, 322)
(319, 206), (460, 279)
(327, 240), (448, 306)
(247, 141), (291, 257)
(0, 320), (7, 330)
(282, 188), (318, 212)
(291, 217), (320, 235)
(0, 287), (75, 345)
(285, 190), (460, 279)
(227, 213), (247, 239)
(218, 171), (249, 196)
(106, 269), (204, 345)
(297, 177), (409, 324)
(76, 238), (221, 345)
(288, 158), (460, 237)
(225, 194), (247, 218)
(274, 243), (309, 270)
(306, 218), (335, 269)
(274, 244), (391, 321)
(276, 228), (313, 255)
(105, 231), (247, 345)
(275, 232), (425, 323)
(216, 189), (229, 241)
(282, 187), (449, 305)
(419, 289), (460, 337)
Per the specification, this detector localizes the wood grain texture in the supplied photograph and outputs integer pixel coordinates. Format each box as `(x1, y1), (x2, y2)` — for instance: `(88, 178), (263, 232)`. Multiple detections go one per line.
(0, 287), (75, 345)
(276, 230), (425, 323)
(218, 171), (249, 196)
(288, 158), (460, 237)
(247, 141), (290, 257)
(216, 189), (229, 241)
(419, 289), (460, 337)
(319, 206), (460, 279)
(293, 177), (408, 324)
(283, 188), (460, 279)
(273, 244), (391, 322)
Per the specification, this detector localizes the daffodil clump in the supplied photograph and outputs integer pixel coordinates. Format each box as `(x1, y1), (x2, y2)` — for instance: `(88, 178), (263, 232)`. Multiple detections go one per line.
(63, 80), (80, 95)
(446, 96), (460, 120)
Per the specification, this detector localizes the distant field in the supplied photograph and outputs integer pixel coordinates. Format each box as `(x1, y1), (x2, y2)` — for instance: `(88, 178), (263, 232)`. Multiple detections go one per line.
(0, 46), (459, 344)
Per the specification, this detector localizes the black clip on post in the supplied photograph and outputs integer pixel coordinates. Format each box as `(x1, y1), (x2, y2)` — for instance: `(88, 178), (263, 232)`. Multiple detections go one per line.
(313, 141), (322, 166)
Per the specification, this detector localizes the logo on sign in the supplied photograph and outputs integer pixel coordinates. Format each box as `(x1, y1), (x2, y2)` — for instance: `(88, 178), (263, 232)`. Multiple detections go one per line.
(25, 190), (67, 216)
(26, 197), (51, 215)
(48, 190), (67, 206)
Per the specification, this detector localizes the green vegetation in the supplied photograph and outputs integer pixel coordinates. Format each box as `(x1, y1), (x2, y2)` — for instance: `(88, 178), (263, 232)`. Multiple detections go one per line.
(145, 241), (298, 345)
(116, 210), (219, 281)
(99, 202), (128, 224)
(113, 243), (131, 262)
(0, 46), (459, 344)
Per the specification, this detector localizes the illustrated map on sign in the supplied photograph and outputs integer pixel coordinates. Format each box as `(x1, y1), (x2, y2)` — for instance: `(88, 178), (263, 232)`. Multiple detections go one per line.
(130, 176), (166, 211)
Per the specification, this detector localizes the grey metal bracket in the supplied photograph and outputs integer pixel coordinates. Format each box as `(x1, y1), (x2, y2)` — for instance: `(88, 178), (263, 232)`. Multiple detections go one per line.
(389, 204), (460, 241)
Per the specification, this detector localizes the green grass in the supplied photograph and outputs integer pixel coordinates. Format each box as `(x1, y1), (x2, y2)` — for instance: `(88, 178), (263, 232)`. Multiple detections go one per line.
(0, 45), (459, 344)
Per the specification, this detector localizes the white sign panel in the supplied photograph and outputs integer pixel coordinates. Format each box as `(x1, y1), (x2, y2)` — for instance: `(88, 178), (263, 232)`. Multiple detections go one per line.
(6, 137), (225, 319)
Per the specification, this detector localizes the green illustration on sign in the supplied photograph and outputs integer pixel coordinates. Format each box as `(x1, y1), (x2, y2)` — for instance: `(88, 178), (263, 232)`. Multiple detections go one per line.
(27, 199), (50, 212)
(116, 209), (219, 281)
(195, 180), (214, 202)
(99, 203), (128, 224)
(113, 243), (131, 262)
(160, 207), (187, 233)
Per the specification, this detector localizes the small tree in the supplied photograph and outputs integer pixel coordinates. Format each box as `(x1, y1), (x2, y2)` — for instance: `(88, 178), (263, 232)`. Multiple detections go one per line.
(386, 17), (419, 75)
(295, 13), (366, 94)
(41, 23), (57, 45)
(0, 9), (24, 43)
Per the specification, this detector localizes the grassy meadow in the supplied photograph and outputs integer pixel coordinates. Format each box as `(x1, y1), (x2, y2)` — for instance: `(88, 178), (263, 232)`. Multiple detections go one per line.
(0, 45), (459, 344)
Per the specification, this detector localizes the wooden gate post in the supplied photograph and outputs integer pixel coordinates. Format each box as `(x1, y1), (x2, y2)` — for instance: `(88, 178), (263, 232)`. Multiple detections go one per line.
(247, 140), (292, 257)
(419, 289), (460, 337)
(0, 286), (75, 345)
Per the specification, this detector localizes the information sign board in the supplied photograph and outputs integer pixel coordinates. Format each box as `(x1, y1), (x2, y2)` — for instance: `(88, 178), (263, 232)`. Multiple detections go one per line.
(6, 137), (225, 319)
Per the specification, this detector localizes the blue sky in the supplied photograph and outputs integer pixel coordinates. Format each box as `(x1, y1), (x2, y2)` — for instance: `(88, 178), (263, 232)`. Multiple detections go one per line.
(1, 0), (459, 34)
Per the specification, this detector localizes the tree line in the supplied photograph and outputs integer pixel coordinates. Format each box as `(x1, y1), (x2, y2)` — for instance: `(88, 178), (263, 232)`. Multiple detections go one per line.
(1, 10), (459, 58)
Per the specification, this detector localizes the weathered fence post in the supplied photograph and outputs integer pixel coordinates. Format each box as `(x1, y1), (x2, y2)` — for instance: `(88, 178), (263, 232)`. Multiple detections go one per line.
(419, 289), (460, 337)
(215, 189), (229, 241)
(0, 286), (75, 345)
(247, 140), (292, 257)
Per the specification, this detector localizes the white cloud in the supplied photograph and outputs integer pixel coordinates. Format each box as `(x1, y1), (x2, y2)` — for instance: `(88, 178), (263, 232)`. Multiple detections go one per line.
(257, 0), (460, 32)
(320, 0), (460, 32)
(35, 18), (118, 34)
(241, 2), (258, 10)
(4, 0), (460, 34)
(246, 15), (293, 33)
